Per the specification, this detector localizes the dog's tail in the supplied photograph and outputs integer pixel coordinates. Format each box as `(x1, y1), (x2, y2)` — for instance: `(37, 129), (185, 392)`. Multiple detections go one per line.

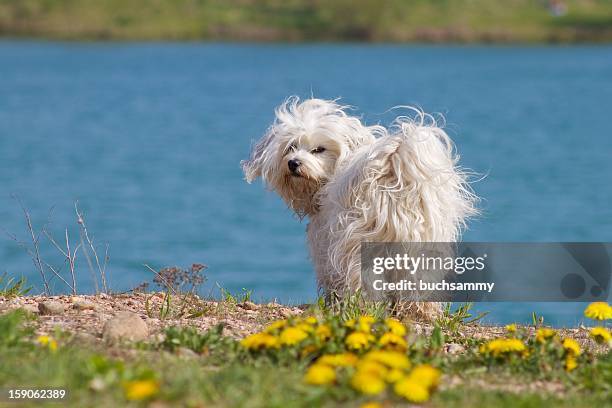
(323, 109), (478, 293)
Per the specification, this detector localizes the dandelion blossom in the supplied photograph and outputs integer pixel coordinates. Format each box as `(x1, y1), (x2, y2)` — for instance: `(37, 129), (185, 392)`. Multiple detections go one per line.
(480, 338), (526, 357)
(378, 332), (408, 350)
(394, 378), (430, 403)
(363, 350), (410, 370)
(315, 324), (332, 341)
(123, 380), (159, 401)
(240, 333), (279, 350)
(564, 356), (578, 372)
(385, 368), (405, 383)
(584, 302), (612, 320)
(385, 318), (407, 336)
(36, 335), (58, 352)
(346, 332), (374, 350)
(505, 324), (517, 333)
(357, 315), (376, 332)
(360, 402), (382, 408)
(351, 371), (386, 395)
(535, 328), (556, 343)
(263, 320), (287, 333)
(304, 316), (318, 325)
(562, 338), (581, 356)
(356, 360), (389, 377)
(590, 327), (611, 344)
(304, 364), (336, 385)
(280, 327), (308, 346)
(317, 353), (359, 367)
(408, 364), (441, 389)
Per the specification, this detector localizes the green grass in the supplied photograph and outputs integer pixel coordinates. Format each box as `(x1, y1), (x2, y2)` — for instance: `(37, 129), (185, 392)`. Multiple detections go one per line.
(0, 0), (612, 42)
(0, 305), (610, 407)
(0, 272), (31, 298)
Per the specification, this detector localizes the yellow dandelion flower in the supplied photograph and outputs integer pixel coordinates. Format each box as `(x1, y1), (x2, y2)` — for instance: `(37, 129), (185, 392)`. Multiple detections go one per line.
(304, 316), (318, 325)
(357, 315), (376, 332)
(564, 355), (578, 372)
(345, 318), (356, 329)
(356, 360), (389, 377)
(264, 320), (287, 333)
(590, 326), (612, 344)
(378, 332), (408, 351)
(385, 368), (405, 383)
(36, 335), (51, 345)
(315, 324), (332, 341)
(394, 378), (430, 403)
(280, 327), (309, 346)
(36, 335), (58, 352)
(562, 338), (581, 356)
(584, 302), (612, 320)
(351, 371), (386, 395)
(123, 379), (159, 401)
(385, 318), (407, 336)
(360, 402), (382, 408)
(407, 364), (441, 389)
(300, 344), (318, 357)
(480, 338), (526, 357)
(363, 350), (410, 370)
(346, 331), (374, 350)
(505, 324), (517, 333)
(317, 353), (359, 367)
(304, 364), (336, 385)
(535, 328), (556, 343)
(295, 322), (315, 333)
(240, 332), (279, 350)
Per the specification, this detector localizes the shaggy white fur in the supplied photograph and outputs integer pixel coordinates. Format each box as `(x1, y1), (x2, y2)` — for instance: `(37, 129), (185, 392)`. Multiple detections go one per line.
(242, 97), (478, 319)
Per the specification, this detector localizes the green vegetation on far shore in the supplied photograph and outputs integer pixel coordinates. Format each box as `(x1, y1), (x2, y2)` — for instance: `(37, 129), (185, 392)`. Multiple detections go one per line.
(1, 0), (612, 43)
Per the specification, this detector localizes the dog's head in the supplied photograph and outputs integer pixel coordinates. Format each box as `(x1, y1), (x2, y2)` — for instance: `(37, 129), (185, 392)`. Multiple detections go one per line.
(242, 97), (378, 217)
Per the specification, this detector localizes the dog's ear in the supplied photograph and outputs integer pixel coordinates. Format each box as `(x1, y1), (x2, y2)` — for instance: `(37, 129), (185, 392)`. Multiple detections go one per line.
(241, 131), (274, 183)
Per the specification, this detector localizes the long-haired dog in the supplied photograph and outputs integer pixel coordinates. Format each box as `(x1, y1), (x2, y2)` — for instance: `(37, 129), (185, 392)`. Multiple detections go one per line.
(242, 97), (477, 320)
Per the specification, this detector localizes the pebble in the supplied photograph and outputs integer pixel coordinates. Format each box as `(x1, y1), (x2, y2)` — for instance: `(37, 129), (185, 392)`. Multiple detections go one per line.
(176, 347), (199, 358)
(444, 343), (466, 354)
(71, 332), (99, 345)
(103, 311), (148, 343)
(240, 301), (259, 311)
(22, 304), (39, 314)
(38, 300), (65, 315)
(73, 300), (97, 311)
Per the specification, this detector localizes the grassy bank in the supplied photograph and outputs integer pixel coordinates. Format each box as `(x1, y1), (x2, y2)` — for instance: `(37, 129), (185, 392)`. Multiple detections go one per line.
(0, 294), (610, 407)
(1, 0), (612, 42)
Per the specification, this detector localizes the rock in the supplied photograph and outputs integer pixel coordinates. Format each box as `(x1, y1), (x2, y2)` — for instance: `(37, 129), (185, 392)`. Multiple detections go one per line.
(444, 343), (466, 354)
(278, 308), (293, 318)
(73, 300), (97, 311)
(21, 304), (39, 314)
(89, 378), (106, 392)
(0, 304), (13, 314)
(176, 347), (199, 358)
(38, 301), (65, 315)
(240, 301), (259, 311)
(71, 332), (99, 345)
(103, 311), (148, 343)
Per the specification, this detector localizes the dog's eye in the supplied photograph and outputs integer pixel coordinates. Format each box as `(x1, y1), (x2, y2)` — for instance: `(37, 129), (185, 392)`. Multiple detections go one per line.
(311, 146), (326, 154)
(285, 143), (297, 155)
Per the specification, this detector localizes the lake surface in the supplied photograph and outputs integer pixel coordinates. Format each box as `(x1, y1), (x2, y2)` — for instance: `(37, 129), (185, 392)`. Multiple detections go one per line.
(1, 42), (611, 326)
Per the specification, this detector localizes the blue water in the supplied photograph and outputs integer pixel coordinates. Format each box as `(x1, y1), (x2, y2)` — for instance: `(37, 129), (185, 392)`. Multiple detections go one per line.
(1, 42), (611, 326)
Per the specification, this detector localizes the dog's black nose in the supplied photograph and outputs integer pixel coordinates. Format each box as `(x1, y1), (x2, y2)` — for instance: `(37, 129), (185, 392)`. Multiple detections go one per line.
(288, 159), (301, 172)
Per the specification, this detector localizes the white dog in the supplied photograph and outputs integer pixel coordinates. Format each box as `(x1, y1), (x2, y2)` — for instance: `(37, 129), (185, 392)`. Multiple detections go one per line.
(242, 97), (477, 319)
